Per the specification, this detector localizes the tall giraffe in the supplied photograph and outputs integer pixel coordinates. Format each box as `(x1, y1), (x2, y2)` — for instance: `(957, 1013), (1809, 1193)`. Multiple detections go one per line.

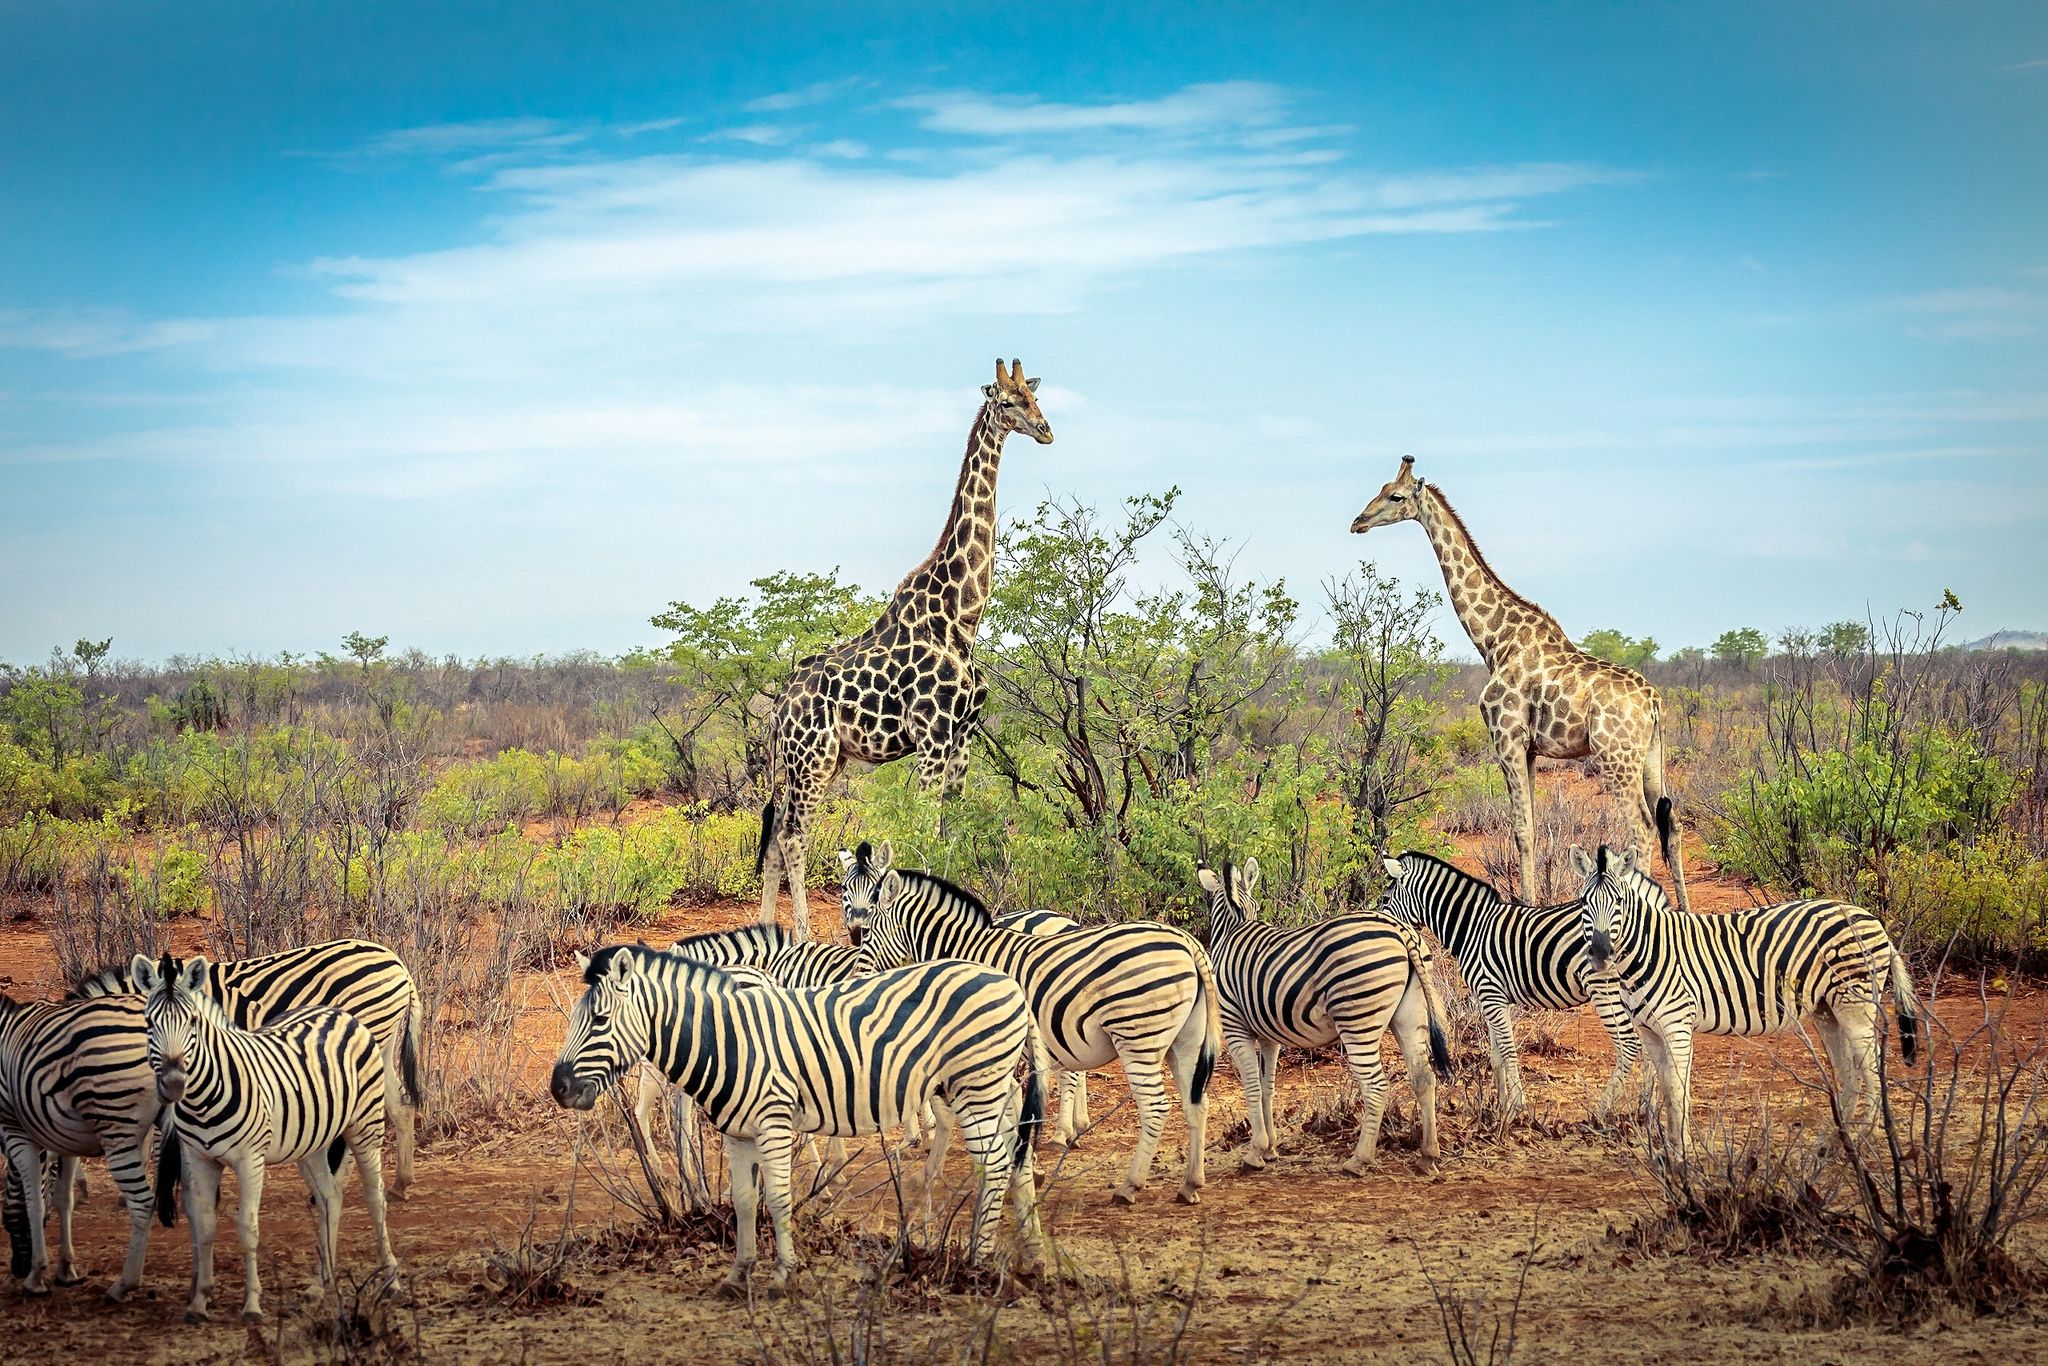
(1350, 456), (1690, 912)
(757, 359), (1053, 939)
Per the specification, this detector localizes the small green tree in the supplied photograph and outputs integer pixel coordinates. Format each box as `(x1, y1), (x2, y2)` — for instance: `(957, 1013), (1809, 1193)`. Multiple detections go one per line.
(1712, 627), (1769, 669)
(1818, 620), (1872, 657)
(1580, 627), (1659, 670)
(645, 570), (880, 804)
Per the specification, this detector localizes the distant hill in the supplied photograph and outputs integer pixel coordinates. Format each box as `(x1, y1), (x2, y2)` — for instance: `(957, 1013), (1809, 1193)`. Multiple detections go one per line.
(1963, 630), (2048, 652)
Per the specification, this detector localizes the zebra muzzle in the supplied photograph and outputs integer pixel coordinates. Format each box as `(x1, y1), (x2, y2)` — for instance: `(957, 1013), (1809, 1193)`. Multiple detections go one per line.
(549, 1061), (599, 1111)
(1587, 931), (1614, 970)
(155, 1069), (188, 1105)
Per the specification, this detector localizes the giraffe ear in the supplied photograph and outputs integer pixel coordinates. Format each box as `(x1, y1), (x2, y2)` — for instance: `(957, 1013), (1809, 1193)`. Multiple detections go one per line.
(982, 384), (999, 400)
(1025, 377), (1040, 393)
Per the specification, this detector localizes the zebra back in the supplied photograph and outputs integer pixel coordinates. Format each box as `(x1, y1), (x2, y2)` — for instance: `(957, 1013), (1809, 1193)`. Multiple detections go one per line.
(1383, 851), (1609, 1012)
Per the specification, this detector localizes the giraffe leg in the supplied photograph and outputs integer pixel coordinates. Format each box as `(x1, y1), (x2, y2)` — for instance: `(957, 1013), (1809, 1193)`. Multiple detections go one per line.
(1496, 737), (1539, 902)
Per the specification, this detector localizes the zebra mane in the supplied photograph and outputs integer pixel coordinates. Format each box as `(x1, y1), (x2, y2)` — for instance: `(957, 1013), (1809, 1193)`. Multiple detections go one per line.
(70, 961), (141, 1000)
(667, 922), (794, 956)
(1396, 850), (1502, 898)
(895, 868), (993, 926)
(585, 942), (746, 989)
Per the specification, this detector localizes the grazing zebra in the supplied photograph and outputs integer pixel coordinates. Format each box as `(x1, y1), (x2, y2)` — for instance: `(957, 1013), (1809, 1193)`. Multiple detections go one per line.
(134, 953), (399, 1324)
(839, 842), (1219, 1206)
(77, 938), (423, 1196)
(1573, 844), (1922, 1149)
(1, 993), (161, 1299)
(1379, 850), (1640, 1119)
(1199, 859), (1452, 1175)
(550, 945), (1043, 1295)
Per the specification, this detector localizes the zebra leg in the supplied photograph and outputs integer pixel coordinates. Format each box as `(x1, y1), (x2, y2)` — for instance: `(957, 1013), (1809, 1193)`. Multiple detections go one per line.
(52, 1154), (83, 1285)
(1110, 1046), (1172, 1205)
(1477, 995), (1526, 1122)
(720, 1134), (762, 1297)
(670, 1088), (711, 1211)
(181, 1152), (222, 1323)
(923, 1097), (956, 1226)
(954, 1095), (1013, 1266)
(1336, 1028), (1393, 1176)
(1647, 1024), (1694, 1155)
(1165, 1016), (1210, 1203)
(1819, 1000), (1880, 1138)
(349, 1124), (400, 1278)
(103, 1139), (155, 1302)
(298, 1153), (343, 1291)
(1257, 1042), (1281, 1153)
(1225, 1034), (1270, 1168)
(1067, 1070), (1091, 1135)
(385, 1037), (415, 1200)
(3, 1136), (52, 1294)
(230, 1154), (267, 1324)
(1588, 976), (1641, 1121)
(1391, 990), (1442, 1165)
(757, 1127), (799, 1293)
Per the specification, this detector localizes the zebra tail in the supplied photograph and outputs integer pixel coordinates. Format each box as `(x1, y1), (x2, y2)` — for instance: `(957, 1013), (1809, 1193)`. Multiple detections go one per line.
(401, 999), (424, 1109)
(754, 799), (776, 877)
(1409, 936), (1455, 1081)
(1015, 1046), (1046, 1169)
(4, 1162), (28, 1278)
(1890, 948), (1923, 1064)
(154, 1125), (182, 1229)
(1190, 947), (1222, 1106)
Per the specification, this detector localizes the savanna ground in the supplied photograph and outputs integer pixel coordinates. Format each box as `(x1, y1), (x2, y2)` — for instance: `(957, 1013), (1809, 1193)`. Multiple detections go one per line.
(5, 844), (2046, 1366)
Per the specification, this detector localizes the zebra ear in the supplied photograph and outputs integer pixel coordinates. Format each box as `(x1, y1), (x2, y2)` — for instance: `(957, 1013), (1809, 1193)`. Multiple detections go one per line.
(836, 849), (857, 875)
(876, 840), (894, 871)
(1197, 867), (1222, 895)
(180, 958), (209, 993)
(1568, 845), (1596, 879)
(1241, 857), (1261, 893)
(608, 952), (638, 981)
(572, 950), (591, 973)
(1382, 857), (1406, 881)
(1621, 847), (1645, 873)
(129, 954), (159, 993)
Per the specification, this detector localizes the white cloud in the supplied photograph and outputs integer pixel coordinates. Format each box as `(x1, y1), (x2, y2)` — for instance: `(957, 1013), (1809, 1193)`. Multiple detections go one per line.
(702, 123), (801, 146)
(358, 117), (584, 157)
(1875, 284), (2047, 341)
(744, 79), (865, 113)
(898, 81), (1289, 137)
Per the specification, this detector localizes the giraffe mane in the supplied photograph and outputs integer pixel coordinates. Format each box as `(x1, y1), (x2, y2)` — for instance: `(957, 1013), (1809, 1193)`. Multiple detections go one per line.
(1423, 483), (1568, 637)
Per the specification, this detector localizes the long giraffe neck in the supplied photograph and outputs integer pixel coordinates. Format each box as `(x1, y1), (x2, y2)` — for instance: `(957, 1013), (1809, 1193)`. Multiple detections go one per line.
(1414, 484), (1567, 670)
(881, 401), (1006, 644)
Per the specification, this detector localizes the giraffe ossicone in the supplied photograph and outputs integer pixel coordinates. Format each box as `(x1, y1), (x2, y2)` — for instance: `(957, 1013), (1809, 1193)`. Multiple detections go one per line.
(756, 360), (1052, 940)
(1350, 455), (1691, 913)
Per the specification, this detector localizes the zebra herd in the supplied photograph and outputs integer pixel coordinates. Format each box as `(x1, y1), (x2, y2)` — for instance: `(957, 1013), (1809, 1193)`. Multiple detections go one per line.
(1, 837), (1923, 1309)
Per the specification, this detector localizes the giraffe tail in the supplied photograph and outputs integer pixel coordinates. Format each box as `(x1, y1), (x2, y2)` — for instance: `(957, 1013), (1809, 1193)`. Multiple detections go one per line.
(754, 799), (776, 877)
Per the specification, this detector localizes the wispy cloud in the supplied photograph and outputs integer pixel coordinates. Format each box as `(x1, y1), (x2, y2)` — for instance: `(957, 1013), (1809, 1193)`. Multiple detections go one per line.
(1876, 283), (2046, 340)
(2005, 57), (2048, 71)
(358, 117), (586, 157)
(702, 123), (801, 146)
(744, 78), (865, 113)
(898, 81), (1289, 137)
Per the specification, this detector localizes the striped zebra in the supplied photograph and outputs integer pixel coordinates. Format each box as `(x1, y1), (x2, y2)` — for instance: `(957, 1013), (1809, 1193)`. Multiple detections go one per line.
(133, 953), (399, 1324)
(1573, 844), (1922, 1149)
(550, 945), (1043, 1295)
(77, 938), (423, 1196)
(839, 842), (1220, 1206)
(1199, 858), (1452, 1175)
(1379, 850), (1640, 1119)
(1, 992), (161, 1299)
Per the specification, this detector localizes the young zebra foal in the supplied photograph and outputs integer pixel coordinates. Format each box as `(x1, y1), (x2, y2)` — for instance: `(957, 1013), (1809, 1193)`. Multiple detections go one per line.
(1380, 851), (1639, 1120)
(840, 842), (1220, 1206)
(1574, 845), (1922, 1150)
(1200, 859), (1452, 1174)
(135, 954), (399, 1324)
(1, 993), (161, 1299)
(551, 946), (1043, 1296)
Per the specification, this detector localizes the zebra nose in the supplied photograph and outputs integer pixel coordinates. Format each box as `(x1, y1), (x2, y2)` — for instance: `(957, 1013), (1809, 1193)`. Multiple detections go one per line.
(1588, 931), (1613, 967)
(156, 1071), (186, 1104)
(549, 1060), (590, 1109)
(847, 927), (866, 950)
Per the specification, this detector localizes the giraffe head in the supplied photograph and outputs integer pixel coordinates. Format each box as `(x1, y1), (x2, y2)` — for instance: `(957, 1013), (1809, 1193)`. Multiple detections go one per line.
(1349, 455), (1426, 534)
(981, 357), (1054, 444)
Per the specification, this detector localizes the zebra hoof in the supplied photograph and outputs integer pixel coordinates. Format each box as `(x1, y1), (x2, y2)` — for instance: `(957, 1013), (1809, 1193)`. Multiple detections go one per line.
(243, 1310), (266, 1326)
(54, 1267), (85, 1287)
(1339, 1157), (1371, 1178)
(184, 1308), (210, 1324)
(716, 1278), (749, 1302)
(23, 1278), (51, 1298)
(106, 1280), (137, 1303)
(1238, 1147), (1267, 1171)
(1175, 1185), (1201, 1206)
(1109, 1186), (1138, 1207)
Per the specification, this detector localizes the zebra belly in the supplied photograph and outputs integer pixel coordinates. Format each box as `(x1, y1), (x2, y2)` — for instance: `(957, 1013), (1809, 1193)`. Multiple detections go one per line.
(4, 1110), (106, 1159)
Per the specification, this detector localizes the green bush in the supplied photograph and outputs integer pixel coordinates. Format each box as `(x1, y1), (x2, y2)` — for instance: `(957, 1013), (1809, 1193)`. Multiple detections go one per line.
(1883, 833), (2048, 965)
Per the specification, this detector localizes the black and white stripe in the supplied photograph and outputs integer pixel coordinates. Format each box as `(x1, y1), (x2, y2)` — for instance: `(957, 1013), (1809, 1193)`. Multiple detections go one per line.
(1380, 850), (1640, 1119)
(985, 906), (1093, 1143)
(1, 992), (161, 1299)
(839, 841), (1220, 1206)
(550, 945), (1042, 1293)
(1574, 844), (1922, 1148)
(1200, 859), (1452, 1174)
(78, 938), (423, 1196)
(134, 953), (399, 1324)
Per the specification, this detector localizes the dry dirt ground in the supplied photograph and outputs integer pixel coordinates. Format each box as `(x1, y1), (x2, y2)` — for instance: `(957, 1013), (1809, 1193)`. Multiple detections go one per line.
(3, 863), (2047, 1363)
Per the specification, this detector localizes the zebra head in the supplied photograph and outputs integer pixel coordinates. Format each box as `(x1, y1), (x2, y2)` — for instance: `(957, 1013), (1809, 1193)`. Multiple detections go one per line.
(1572, 844), (1648, 970)
(835, 840), (900, 953)
(551, 947), (655, 1111)
(131, 952), (214, 1106)
(1196, 858), (1260, 944)
(1379, 853), (1426, 926)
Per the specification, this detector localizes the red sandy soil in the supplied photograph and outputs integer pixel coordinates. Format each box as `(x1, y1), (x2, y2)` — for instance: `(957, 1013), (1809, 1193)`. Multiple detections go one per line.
(3, 858), (2046, 1363)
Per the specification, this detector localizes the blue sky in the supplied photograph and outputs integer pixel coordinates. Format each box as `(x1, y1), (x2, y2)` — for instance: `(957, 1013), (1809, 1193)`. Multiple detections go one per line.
(3, 2), (2044, 664)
